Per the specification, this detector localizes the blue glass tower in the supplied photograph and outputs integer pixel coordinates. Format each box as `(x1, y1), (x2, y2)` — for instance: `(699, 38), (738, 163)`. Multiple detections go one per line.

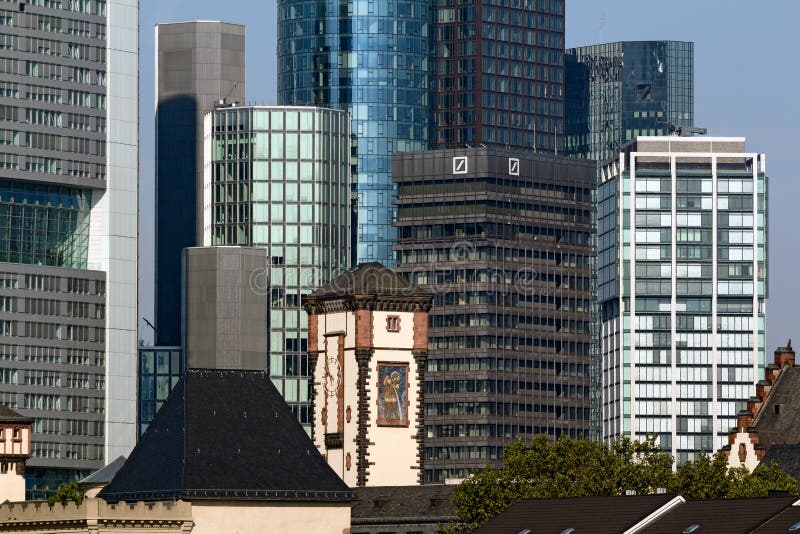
(277, 0), (432, 266)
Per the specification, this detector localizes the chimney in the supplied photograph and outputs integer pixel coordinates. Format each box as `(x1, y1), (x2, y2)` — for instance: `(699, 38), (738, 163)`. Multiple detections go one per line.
(775, 339), (796, 369)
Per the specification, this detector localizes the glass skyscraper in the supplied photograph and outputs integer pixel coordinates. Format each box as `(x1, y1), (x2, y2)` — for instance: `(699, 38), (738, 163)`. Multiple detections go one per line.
(433, 0), (565, 152)
(203, 105), (351, 433)
(277, 0), (432, 266)
(566, 41), (694, 164)
(0, 0), (139, 498)
(599, 137), (767, 464)
(394, 148), (596, 482)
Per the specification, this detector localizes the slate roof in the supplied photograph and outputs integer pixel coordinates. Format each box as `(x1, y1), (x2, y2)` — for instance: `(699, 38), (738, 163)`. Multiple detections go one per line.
(98, 369), (354, 503)
(309, 262), (432, 298)
(351, 485), (457, 525)
(0, 405), (32, 424)
(639, 497), (798, 534)
(80, 456), (126, 486)
(473, 494), (680, 534)
(754, 366), (800, 446)
(761, 444), (800, 481)
(751, 504), (800, 533)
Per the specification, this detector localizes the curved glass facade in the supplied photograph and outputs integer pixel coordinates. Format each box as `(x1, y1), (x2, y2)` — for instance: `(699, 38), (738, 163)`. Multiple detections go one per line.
(204, 106), (351, 434)
(277, 0), (432, 266)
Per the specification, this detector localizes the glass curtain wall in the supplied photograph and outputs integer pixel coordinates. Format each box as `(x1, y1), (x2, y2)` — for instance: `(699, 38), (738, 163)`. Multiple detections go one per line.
(205, 106), (351, 434)
(277, 0), (432, 266)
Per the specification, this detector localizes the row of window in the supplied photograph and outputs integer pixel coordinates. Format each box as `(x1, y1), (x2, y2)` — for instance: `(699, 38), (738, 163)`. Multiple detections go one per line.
(0, 344), (103, 365)
(0, 129), (105, 156)
(0, 320), (104, 342)
(0, 33), (105, 62)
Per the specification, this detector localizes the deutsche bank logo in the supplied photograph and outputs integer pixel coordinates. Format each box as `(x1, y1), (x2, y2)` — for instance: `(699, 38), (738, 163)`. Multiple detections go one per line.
(509, 158), (520, 176)
(453, 156), (468, 174)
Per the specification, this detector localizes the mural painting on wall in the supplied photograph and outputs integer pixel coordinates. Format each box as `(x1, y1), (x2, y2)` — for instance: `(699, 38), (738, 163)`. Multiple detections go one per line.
(376, 362), (409, 427)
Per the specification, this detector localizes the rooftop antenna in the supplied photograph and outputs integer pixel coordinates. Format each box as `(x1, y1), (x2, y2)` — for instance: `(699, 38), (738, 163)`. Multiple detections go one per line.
(598, 10), (606, 43)
(662, 121), (707, 137)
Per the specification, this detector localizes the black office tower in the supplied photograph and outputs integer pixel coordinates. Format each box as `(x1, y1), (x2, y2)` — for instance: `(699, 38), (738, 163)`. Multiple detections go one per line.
(393, 148), (595, 482)
(154, 22), (245, 344)
(433, 1), (565, 151)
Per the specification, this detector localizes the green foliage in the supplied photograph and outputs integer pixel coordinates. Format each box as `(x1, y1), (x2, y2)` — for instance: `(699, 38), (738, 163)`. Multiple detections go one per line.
(446, 436), (799, 533)
(728, 460), (799, 498)
(46, 481), (84, 506)
(447, 434), (672, 533)
(671, 451), (732, 499)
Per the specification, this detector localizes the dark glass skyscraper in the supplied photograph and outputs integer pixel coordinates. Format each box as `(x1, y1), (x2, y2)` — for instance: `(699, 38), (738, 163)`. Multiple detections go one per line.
(394, 148), (595, 482)
(277, 0), (432, 266)
(565, 41), (694, 163)
(433, 0), (565, 152)
(155, 22), (246, 345)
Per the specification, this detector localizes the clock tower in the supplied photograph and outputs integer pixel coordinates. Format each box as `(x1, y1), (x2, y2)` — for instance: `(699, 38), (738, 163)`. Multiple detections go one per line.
(303, 263), (433, 486)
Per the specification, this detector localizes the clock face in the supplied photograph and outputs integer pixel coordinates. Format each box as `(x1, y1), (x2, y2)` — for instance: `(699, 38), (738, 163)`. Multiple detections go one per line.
(324, 357), (341, 397)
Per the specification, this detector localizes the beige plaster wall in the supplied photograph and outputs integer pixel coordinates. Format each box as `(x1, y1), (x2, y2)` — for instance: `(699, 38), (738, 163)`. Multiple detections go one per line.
(371, 311), (415, 348)
(0, 469), (25, 502)
(191, 501), (350, 534)
(366, 349), (419, 486)
(727, 432), (761, 472)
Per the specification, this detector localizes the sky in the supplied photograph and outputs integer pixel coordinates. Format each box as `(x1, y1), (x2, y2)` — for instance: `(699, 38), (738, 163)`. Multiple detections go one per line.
(138, 0), (800, 351)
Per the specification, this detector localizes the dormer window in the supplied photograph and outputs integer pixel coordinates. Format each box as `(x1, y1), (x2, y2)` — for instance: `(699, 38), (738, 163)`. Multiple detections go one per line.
(386, 315), (400, 333)
(12, 428), (20, 441)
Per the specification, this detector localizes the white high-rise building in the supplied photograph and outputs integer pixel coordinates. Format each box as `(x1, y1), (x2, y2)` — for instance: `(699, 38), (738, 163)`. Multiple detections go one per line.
(598, 137), (767, 464)
(0, 0), (138, 497)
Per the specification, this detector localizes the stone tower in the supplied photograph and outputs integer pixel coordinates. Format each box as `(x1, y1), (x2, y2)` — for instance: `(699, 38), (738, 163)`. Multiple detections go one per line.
(303, 263), (433, 486)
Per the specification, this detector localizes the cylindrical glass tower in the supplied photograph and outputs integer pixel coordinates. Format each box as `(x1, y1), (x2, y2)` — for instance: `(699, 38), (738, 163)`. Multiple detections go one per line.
(277, 0), (432, 266)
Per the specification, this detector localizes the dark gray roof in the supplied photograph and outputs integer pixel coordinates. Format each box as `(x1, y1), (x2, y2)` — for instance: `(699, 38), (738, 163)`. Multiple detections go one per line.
(80, 456), (126, 486)
(0, 405), (32, 424)
(98, 369), (354, 503)
(754, 366), (800, 446)
(640, 497), (798, 534)
(351, 485), (457, 525)
(309, 262), (432, 298)
(761, 444), (800, 481)
(751, 504), (800, 533)
(473, 494), (679, 534)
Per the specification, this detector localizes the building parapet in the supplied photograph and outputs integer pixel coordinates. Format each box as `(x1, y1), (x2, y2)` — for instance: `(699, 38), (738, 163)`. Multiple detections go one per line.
(0, 498), (193, 528)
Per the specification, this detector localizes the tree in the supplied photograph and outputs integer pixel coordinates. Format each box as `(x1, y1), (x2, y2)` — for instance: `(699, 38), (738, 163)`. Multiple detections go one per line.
(728, 460), (799, 498)
(448, 434), (673, 533)
(47, 481), (84, 506)
(446, 437), (799, 533)
(670, 451), (732, 499)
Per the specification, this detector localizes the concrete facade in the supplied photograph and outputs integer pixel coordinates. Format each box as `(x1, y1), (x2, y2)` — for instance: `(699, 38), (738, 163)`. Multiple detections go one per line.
(155, 21), (246, 346)
(393, 148), (597, 483)
(182, 246), (267, 371)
